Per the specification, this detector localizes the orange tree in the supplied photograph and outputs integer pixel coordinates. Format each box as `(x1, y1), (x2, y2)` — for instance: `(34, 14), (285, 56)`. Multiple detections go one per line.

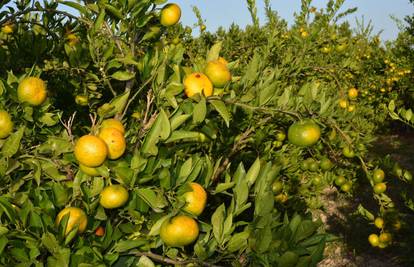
(0, 0), (412, 266)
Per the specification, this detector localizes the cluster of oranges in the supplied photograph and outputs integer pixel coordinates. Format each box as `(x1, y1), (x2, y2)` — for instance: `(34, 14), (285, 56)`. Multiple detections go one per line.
(368, 216), (392, 249)
(183, 57), (231, 98)
(160, 182), (207, 247)
(338, 87), (358, 112)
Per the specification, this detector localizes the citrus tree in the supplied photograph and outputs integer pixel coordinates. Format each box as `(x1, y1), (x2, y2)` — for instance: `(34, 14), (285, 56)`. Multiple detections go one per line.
(0, 0), (412, 266)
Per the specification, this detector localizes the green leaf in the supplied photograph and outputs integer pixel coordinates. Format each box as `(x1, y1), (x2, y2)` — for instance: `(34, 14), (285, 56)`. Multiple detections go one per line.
(148, 215), (170, 236)
(113, 239), (147, 253)
(94, 9), (106, 33)
(137, 255), (155, 267)
(209, 100), (231, 127)
(111, 71), (135, 81)
(227, 231), (249, 252)
(211, 204), (225, 244)
(177, 157), (193, 185)
(193, 98), (207, 124)
(206, 42), (222, 62)
(2, 127), (24, 157)
(170, 114), (191, 131)
(245, 157), (260, 187)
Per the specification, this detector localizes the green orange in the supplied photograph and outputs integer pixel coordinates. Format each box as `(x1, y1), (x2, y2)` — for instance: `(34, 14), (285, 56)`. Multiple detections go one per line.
(287, 121), (321, 147)
(160, 215), (199, 247)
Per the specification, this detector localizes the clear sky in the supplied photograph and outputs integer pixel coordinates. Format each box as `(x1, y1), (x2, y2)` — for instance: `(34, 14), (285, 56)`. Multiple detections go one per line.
(172, 0), (414, 40)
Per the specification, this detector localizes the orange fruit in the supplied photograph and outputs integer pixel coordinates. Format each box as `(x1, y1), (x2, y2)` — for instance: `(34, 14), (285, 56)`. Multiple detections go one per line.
(275, 193), (288, 203)
(379, 232), (392, 243)
(204, 60), (231, 88)
(348, 88), (358, 100)
(100, 118), (125, 134)
(374, 217), (384, 229)
(74, 135), (108, 167)
(339, 99), (348, 109)
(79, 164), (100, 177)
(100, 184), (129, 209)
(0, 110), (13, 139)
(98, 128), (126, 160)
(160, 3), (181, 27)
(287, 120), (321, 147)
(373, 183), (386, 194)
(1, 24), (13, 34)
(66, 33), (79, 46)
(368, 234), (379, 247)
(217, 57), (228, 66)
(160, 215), (199, 247)
(95, 226), (105, 237)
(55, 207), (88, 235)
(183, 73), (213, 97)
(75, 95), (88, 106)
(182, 182), (207, 216)
(17, 77), (47, 106)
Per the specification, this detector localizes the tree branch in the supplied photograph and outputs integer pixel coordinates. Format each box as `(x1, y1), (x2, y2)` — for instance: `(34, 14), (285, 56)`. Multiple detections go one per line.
(131, 251), (224, 267)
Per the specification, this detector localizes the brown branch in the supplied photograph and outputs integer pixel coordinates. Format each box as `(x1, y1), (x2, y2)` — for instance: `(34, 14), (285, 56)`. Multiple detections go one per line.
(222, 98), (301, 120)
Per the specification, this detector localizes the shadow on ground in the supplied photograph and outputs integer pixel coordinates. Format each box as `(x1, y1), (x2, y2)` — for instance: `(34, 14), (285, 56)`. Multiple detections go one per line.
(318, 130), (414, 267)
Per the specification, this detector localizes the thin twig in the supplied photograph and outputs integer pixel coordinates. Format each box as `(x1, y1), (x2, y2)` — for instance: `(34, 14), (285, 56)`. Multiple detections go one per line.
(223, 98), (301, 119)
(212, 117), (271, 182)
(59, 112), (76, 145)
(121, 76), (154, 119)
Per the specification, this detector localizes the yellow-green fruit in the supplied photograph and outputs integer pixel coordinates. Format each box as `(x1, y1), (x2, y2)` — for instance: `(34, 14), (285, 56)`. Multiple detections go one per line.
(182, 183), (207, 216)
(55, 207), (88, 236)
(100, 185), (129, 209)
(0, 111), (13, 139)
(204, 60), (231, 88)
(17, 77), (47, 106)
(79, 164), (100, 177)
(374, 217), (384, 229)
(2, 24), (13, 34)
(160, 3), (181, 27)
(160, 215), (199, 247)
(183, 73), (213, 97)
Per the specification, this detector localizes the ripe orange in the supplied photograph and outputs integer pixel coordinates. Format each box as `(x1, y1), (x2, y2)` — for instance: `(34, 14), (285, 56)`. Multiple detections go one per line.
(100, 118), (125, 134)
(75, 95), (88, 106)
(373, 183), (386, 194)
(66, 33), (79, 46)
(348, 88), (358, 100)
(204, 60), (231, 88)
(339, 99), (348, 109)
(374, 217), (384, 229)
(379, 232), (392, 243)
(287, 120), (321, 147)
(0, 110), (13, 139)
(183, 73), (213, 97)
(56, 207), (88, 235)
(217, 57), (228, 66)
(368, 234), (379, 247)
(160, 215), (199, 247)
(160, 3), (181, 27)
(347, 105), (355, 112)
(1, 24), (13, 34)
(100, 184), (129, 209)
(182, 183), (207, 216)
(98, 128), (126, 160)
(17, 77), (47, 106)
(95, 226), (105, 237)
(79, 164), (100, 177)
(74, 135), (108, 167)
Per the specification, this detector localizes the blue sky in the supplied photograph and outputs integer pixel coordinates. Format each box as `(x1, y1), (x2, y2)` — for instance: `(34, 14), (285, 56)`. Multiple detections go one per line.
(172, 0), (414, 40)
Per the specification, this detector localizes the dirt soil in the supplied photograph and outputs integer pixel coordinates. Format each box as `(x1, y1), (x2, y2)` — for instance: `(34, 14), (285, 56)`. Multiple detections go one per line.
(317, 131), (414, 267)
